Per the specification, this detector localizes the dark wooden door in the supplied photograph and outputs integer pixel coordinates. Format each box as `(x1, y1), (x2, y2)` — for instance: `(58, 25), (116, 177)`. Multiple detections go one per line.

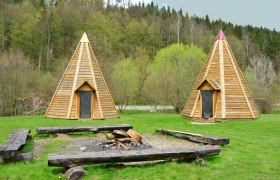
(201, 90), (213, 119)
(80, 91), (91, 118)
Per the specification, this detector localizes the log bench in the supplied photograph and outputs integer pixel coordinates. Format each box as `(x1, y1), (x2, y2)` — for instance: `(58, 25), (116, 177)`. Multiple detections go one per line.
(48, 146), (220, 167)
(0, 129), (32, 163)
(156, 129), (230, 146)
(36, 124), (133, 134)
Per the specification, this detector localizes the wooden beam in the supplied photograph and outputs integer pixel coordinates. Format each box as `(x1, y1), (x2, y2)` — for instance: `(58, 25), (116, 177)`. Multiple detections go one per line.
(219, 41), (226, 119)
(0, 152), (32, 163)
(48, 146), (220, 167)
(156, 129), (230, 146)
(0, 129), (31, 159)
(36, 124), (133, 134)
(96, 124), (133, 132)
(36, 126), (98, 134)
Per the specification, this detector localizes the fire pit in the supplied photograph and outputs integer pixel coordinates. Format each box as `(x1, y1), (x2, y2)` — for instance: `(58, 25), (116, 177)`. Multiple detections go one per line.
(80, 129), (152, 152)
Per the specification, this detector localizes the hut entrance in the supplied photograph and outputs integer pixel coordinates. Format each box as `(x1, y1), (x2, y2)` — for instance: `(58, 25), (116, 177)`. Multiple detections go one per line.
(76, 82), (95, 119)
(196, 79), (221, 120)
(201, 90), (213, 119)
(80, 91), (91, 118)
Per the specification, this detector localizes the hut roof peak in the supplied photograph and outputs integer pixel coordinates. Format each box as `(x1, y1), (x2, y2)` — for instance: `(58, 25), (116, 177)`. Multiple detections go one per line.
(216, 29), (226, 40)
(80, 32), (89, 43)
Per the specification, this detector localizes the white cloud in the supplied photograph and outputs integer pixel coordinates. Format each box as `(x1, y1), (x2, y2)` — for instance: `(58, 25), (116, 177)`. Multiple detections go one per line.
(104, 0), (152, 7)
(129, 0), (152, 5)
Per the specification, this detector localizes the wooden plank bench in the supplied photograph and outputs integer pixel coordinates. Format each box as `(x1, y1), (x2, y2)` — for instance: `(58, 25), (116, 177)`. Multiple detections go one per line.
(36, 124), (133, 134)
(156, 129), (230, 146)
(48, 146), (220, 167)
(0, 129), (32, 163)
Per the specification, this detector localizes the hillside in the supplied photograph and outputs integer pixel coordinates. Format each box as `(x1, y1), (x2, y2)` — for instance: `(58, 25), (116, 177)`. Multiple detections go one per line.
(0, 0), (279, 116)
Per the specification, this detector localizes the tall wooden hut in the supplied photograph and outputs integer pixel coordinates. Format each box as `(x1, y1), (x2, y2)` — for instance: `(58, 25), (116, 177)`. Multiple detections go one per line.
(182, 30), (259, 121)
(45, 33), (119, 119)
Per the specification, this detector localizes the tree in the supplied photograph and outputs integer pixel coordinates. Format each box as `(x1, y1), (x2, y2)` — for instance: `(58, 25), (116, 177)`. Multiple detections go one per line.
(144, 44), (206, 112)
(269, 73), (280, 106)
(243, 69), (258, 98)
(0, 50), (36, 116)
(111, 58), (139, 110)
(246, 55), (276, 113)
(227, 35), (246, 70)
(248, 55), (276, 96)
(133, 47), (150, 104)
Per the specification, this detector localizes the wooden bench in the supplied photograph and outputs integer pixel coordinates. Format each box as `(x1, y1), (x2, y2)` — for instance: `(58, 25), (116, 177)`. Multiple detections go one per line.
(36, 124), (133, 134)
(0, 129), (32, 163)
(156, 129), (230, 146)
(48, 146), (220, 167)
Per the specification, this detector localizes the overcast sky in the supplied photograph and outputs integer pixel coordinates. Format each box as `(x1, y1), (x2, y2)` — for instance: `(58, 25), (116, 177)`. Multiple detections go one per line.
(130, 0), (280, 31)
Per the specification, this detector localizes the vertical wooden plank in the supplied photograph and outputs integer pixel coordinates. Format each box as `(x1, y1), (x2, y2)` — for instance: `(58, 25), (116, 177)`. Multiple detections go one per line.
(199, 92), (202, 117)
(91, 92), (94, 119)
(219, 41), (226, 119)
(76, 93), (79, 119)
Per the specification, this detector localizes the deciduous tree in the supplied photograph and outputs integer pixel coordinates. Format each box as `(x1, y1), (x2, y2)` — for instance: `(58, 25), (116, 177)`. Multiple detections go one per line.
(145, 44), (206, 112)
(111, 58), (139, 110)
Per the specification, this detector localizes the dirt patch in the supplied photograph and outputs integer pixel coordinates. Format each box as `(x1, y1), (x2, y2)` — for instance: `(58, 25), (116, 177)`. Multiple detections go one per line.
(143, 133), (197, 149)
(33, 134), (98, 159)
(33, 132), (197, 157)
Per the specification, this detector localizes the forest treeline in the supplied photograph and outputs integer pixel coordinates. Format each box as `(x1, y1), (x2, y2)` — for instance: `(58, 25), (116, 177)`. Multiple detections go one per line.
(0, 0), (279, 116)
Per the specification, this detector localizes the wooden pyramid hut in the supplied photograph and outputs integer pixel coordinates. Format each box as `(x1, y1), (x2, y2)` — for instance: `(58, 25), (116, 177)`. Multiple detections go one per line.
(45, 33), (119, 119)
(181, 30), (259, 121)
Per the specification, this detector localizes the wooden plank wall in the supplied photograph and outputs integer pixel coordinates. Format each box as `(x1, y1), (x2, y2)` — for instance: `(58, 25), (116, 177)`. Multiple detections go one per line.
(70, 94), (77, 119)
(89, 45), (119, 118)
(226, 42), (260, 118)
(92, 93), (101, 119)
(46, 44), (81, 118)
(222, 42), (251, 118)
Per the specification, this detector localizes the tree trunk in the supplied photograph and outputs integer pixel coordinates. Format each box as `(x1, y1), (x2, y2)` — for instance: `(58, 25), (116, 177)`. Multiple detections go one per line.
(156, 129), (230, 146)
(46, 19), (51, 72)
(65, 166), (86, 180)
(36, 124), (133, 134)
(38, 44), (42, 78)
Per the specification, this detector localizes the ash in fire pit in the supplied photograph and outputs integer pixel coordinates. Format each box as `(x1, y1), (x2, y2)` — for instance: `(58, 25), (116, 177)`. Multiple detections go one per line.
(80, 140), (152, 152)
(79, 129), (152, 152)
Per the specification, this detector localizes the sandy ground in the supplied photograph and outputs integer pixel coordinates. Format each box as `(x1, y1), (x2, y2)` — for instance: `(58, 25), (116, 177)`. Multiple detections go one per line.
(33, 133), (197, 158)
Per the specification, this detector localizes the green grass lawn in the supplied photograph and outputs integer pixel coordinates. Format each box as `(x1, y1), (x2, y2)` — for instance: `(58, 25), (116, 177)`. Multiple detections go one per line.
(0, 112), (279, 180)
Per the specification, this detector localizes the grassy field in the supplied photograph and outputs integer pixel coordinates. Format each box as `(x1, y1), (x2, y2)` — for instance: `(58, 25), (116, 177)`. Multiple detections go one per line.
(0, 111), (279, 180)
